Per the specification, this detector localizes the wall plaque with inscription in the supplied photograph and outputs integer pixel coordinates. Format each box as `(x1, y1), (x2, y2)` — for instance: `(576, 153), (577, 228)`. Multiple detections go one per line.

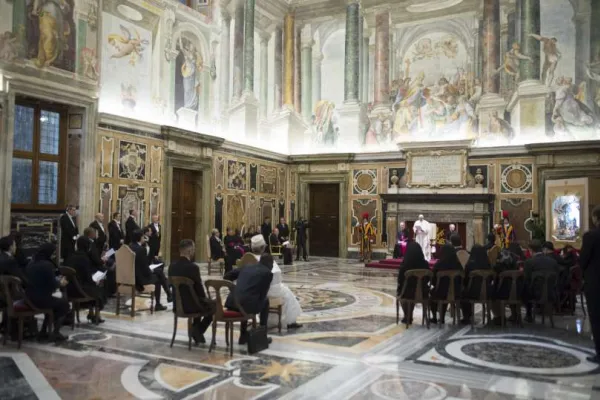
(406, 150), (467, 188)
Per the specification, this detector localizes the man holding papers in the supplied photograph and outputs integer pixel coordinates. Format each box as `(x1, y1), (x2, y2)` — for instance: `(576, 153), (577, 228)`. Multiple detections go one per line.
(130, 229), (172, 311)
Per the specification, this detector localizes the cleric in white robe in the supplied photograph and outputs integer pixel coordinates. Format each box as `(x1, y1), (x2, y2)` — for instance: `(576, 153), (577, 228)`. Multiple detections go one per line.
(413, 215), (432, 261)
(249, 236), (303, 329)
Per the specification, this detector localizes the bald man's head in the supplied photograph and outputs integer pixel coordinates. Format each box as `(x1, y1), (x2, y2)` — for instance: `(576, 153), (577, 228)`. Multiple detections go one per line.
(95, 213), (104, 222)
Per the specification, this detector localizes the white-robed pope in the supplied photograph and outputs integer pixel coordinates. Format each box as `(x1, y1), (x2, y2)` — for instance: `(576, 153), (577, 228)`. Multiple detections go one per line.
(413, 215), (432, 261)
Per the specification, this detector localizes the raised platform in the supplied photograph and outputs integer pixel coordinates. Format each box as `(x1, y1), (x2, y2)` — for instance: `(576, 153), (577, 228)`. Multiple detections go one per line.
(365, 258), (436, 269)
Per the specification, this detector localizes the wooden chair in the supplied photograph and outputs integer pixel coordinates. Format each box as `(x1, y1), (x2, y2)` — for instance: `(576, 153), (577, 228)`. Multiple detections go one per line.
(115, 246), (154, 317)
(465, 270), (496, 327)
(269, 236), (282, 257)
(487, 246), (500, 267)
(206, 235), (224, 276)
(204, 279), (256, 356)
(530, 272), (558, 328)
(396, 269), (433, 329)
(457, 250), (470, 268)
(432, 270), (464, 325)
(497, 270), (524, 327)
(0, 276), (54, 349)
(268, 297), (283, 334)
(169, 276), (215, 351)
(568, 265), (586, 316)
(236, 253), (257, 268)
(59, 266), (99, 330)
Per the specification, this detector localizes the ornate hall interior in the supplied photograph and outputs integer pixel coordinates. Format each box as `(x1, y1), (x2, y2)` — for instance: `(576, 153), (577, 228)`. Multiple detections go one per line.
(1, 0), (600, 398)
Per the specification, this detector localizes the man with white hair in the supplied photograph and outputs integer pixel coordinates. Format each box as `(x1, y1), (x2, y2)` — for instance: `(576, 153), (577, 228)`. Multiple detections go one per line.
(446, 224), (456, 242)
(413, 215), (432, 261)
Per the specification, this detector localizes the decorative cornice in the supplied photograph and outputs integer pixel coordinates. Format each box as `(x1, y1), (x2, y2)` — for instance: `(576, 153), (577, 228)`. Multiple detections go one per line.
(161, 126), (224, 149)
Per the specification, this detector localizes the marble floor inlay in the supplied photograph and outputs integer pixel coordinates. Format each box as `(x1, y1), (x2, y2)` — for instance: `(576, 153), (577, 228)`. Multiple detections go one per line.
(1, 258), (598, 399)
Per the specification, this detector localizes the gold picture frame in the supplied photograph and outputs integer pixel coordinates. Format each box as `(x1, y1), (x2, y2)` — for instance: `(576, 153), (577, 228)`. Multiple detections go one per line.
(545, 178), (588, 249)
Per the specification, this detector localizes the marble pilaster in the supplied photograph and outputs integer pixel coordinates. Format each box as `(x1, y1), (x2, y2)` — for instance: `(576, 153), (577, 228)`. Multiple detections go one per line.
(259, 35), (269, 120)
(273, 25), (283, 111)
(373, 9), (390, 111)
(0, 92), (13, 234)
(312, 52), (323, 111)
(243, 0), (255, 94)
(362, 37), (370, 103)
(232, 0), (244, 100)
(283, 14), (295, 108)
(301, 40), (313, 121)
(344, 0), (360, 103)
(219, 12), (231, 116)
(358, 11), (364, 102)
(294, 28), (302, 114)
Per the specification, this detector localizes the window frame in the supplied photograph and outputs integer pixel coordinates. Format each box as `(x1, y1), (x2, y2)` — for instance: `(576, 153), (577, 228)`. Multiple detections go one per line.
(11, 99), (68, 211)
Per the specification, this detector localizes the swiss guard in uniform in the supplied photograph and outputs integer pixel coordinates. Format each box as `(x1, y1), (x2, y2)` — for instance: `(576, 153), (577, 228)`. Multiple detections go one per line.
(500, 210), (516, 249)
(358, 213), (376, 262)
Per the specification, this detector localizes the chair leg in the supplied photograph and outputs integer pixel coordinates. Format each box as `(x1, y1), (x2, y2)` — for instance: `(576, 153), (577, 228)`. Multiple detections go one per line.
(95, 304), (100, 325)
(230, 322), (234, 357)
(17, 317), (24, 349)
(130, 288), (136, 318)
(225, 322), (230, 347)
(424, 303), (430, 329)
(500, 302), (506, 327)
(187, 318), (192, 351)
(396, 299), (399, 325)
(209, 320), (216, 353)
(170, 315), (178, 348)
(277, 306), (282, 334)
(116, 286), (121, 316)
(207, 260), (211, 276)
(581, 293), (587, 316)
(150, 292), (154, 315)
(71, 304), (76, 331)
(471, 303), (475, 328)
(486, 302), (492, 325)
(3, 313), (9, 345)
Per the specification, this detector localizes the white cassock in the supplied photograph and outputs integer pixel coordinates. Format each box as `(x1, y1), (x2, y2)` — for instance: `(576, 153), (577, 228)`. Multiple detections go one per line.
(252, 254), (303, 325)
(413, 219), (431, 261)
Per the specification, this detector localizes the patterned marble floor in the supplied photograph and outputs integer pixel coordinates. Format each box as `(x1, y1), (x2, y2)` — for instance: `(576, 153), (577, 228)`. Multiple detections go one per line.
(1, 257), (598, 399)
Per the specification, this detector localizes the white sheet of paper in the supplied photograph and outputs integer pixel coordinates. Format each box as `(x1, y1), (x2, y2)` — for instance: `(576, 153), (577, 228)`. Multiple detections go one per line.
(104, 248), (116, 258)
(149, 263), (164, 271)
(92, 271), (107, 284)
(282, 241), (290, 247)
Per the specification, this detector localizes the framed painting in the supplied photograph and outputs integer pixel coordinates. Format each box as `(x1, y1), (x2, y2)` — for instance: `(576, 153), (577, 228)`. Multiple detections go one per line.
(545, 178), (588, 249)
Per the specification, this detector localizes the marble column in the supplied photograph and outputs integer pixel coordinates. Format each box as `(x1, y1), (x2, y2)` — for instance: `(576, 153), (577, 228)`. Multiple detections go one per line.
(312, 51), (323, 109)
(362, 36), (369, 103)
(358, 11), (364, 102)
(259, 34), (269, 119)
(482, 0), (500, 94)
(231, 0), (244, 100)
(518, 0), (541, 82)
(373, 9), (390, 109)
(273, 25), (283, 111)
(243, 0), (255, 94)
(474, 18), (483, 79)
(294, 28), (302, 114)
(283, 14), (295, 108)
(344, 0), (360, 103)
(219, 11), (231, 113)
(301, 40), (313, 120)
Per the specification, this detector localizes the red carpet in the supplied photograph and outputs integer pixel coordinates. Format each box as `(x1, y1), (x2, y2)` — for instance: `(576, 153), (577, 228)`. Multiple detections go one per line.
(365, 258), (436, 270)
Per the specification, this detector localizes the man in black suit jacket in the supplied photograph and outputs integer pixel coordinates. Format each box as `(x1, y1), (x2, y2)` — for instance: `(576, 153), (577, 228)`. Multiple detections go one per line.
(445, 224), (457, 242)
(277, 217), (290, 242)
(261, 217), (272, 250)
(89, 213), (107, 254)
(108, 212), (124, 250)
(169, 239), (216, 344)
(224, 235), (273, 345)
(125, 209), (140, 245)
(147, 214), (161, 260)
(294, 218), (309, 261)
(82, 227), (106, 273)
(59, 205), (79, 261)
(582, 205), (600, 363)
(130, 229), (171, 311)
(523, 240), (561, 321)
(0, 236), (27, 284)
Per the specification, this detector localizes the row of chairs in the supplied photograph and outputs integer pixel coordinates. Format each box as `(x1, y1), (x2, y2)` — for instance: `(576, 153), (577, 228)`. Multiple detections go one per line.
(396, 268), (566, 329)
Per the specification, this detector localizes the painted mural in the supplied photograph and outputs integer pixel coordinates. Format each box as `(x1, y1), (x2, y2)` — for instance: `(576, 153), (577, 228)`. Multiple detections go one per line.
(100, 7), (153, 118)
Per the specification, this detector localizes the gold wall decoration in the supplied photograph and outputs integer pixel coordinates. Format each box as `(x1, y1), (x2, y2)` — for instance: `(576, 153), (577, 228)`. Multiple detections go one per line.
(150, 187), (160, 217)
(100, 137), (114, 178)
(278, 167), (286, 197)
(118, 140), (147, 180)
(259, 165), (277, 195)
(99, 183), (112, 220)
(149, 145), (162, 184)
(226, 194), (246, 231)
(214, 156), (225, 190)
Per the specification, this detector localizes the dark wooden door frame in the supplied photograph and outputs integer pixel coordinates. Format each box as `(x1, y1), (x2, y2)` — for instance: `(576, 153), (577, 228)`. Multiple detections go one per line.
(309, 183), (340, 257)
(298, 172), (349, 258)
(170, 168), (201, 261)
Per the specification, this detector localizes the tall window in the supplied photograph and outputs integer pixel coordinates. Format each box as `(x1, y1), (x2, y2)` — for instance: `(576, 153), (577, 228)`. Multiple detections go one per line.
(11, 101), (67, 210)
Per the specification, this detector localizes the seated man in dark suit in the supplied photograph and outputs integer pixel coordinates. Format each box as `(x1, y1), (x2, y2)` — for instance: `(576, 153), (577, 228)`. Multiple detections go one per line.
(169, 239), (216, 344)
(269, 228), (292, 264)
(209, 229), (225, 260)
(523, 239), (561, 322)
(130, 229), (171, 311)
(0, 235), (28, 284)
(224, 235), (273, 345)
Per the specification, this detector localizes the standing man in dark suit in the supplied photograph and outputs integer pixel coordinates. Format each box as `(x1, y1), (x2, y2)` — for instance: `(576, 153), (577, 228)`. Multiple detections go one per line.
(261, 217), (272, 252)
(59, 205), (79, 261)
(295, 217), (309, 261)
(277, 217), (290, 242)
(581, 205), (600, 363)
(130, 229), (171, 311)
(125, 209), (140, 245)
(90, 213), (107, 254)
(169, 239), (216, 344)
(224, 235), (273, 345)
(147, 214), (161, 260)
(108, 212), (124, 250)
(445, 224), (457, 242)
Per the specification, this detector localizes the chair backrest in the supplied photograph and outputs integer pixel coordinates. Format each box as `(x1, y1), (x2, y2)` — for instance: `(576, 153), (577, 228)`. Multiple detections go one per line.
(0, 275), (34, 315)
(116, 245), (136, 286)
(498, 270), (524, 301)
(206, 235), (212, 261)
(467, 269), (497, 301)
(400, 269), (433, 302)
(530, 271), (558, 303)
(205, 279), (249, 320)
(269, 235), (282, 256)
(457, 250), (470, 268)
(434, 270), (464, 301)
(59, 266), (91, 300)
(487, 246), (500, 267)
(237, 252), (257, 268)
(169, 276), (204, 318)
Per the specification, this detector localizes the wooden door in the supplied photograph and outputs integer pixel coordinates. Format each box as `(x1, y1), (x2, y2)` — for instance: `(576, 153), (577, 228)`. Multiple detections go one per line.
(170, 169), (200, 259)
(309, 184), (340, 257)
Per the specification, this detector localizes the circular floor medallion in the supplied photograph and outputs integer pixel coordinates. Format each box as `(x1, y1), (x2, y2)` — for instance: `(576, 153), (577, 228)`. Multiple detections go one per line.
(292, 288), (356, 312)
(443, 338), (598, 375)
(370, 378), (447, 400)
